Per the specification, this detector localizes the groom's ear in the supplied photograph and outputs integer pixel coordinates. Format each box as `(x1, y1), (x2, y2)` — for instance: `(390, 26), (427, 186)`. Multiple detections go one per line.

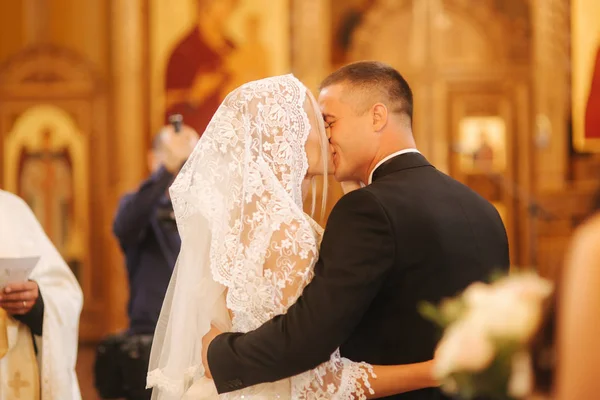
(372, 103), (388, 132)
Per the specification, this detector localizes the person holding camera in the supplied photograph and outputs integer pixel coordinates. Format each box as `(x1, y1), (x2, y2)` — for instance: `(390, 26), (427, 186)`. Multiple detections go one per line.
(96, 124), (198, 400)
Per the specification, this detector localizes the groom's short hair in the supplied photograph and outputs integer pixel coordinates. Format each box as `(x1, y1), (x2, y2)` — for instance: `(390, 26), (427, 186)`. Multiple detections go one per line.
(320, 61), (413, 121)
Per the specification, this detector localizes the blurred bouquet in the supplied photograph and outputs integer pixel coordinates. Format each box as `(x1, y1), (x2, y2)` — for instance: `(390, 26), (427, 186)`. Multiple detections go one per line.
(420, 272), (553, 400)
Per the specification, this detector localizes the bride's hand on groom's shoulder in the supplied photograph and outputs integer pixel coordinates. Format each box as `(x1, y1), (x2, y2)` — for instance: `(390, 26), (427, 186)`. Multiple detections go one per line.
(340, 181), (363, 194)
(201, 325), (223, 379)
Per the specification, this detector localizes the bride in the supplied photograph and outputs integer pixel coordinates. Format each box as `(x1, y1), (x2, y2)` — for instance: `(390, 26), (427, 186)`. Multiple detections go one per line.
(147, 74), (437, 399)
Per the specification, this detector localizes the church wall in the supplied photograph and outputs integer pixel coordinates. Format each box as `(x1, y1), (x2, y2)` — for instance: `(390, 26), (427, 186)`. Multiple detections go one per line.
(0, 2), (26, 63)
(0, 0), (597, 342)
(47, 0), (110, 76)
(0, 0), (131, 339)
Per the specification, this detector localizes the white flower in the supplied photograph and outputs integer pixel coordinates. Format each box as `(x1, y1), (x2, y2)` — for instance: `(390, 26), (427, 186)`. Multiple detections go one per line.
(432, 273), (552, 397)
(468, 296), (542, 341)
(463, 282), (492, 306)
(434, 317), (495, 378)
(460, 275), (553, 342)
(495, 273), (553, 303)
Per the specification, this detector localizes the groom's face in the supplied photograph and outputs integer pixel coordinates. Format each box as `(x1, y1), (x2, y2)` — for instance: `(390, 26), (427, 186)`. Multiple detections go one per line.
(319, 83), (377, 182)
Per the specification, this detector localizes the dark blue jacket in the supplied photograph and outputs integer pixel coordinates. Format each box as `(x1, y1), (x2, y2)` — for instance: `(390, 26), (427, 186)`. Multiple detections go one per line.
(113, 167), (181, 334)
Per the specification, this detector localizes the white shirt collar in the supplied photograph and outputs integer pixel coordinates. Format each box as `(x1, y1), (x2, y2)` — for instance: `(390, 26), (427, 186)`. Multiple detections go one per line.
(368, 149), (420, 184)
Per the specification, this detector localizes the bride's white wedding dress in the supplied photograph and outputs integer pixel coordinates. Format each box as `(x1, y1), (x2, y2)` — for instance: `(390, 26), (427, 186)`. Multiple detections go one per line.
(147, 75), (375, 399)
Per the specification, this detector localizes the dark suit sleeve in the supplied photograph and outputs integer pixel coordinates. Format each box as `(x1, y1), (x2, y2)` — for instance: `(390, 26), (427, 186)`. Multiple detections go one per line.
(112, 166), (174, 249)
(207, 189), (396, 393)
(13, 285), (44, 336)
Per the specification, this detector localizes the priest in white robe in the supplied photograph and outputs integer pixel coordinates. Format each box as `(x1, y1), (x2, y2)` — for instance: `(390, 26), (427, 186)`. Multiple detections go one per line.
(0, 189), (83, 399)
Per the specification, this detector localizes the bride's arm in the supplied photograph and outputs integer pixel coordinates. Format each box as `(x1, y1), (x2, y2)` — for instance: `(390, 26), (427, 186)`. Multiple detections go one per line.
(289, 347), (437, 399)
(203, 332), (438, 397)
(368, 362), (438, 398)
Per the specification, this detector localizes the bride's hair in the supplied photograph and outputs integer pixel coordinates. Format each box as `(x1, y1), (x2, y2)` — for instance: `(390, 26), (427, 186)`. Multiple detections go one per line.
(305, 89), (329, 220)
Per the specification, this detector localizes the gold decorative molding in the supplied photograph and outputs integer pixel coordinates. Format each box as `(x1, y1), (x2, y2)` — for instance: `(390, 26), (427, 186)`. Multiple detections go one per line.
(532, 0), (570, 191)
(290, 0), (331, 92)
(107, 0), (149, 332)
(0, 45), (100, 97)
(4, 104), (90, 284)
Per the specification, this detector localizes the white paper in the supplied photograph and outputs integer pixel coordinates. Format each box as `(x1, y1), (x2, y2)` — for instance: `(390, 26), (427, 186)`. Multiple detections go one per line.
(0, 256), (40, 287)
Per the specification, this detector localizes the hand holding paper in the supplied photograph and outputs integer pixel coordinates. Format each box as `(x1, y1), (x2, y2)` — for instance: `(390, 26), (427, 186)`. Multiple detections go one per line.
(0, 257), (40, 315)
(0, 281), (40, 315)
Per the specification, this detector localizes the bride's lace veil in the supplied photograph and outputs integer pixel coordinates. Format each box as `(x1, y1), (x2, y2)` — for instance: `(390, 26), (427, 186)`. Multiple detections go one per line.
(147, 74), (329, 399)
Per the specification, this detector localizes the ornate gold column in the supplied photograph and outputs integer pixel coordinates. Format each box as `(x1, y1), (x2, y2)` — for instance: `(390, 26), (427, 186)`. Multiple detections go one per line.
(107, 0), (148, 331)
(291, 0), (343, 223)
(23, 0), (48, 45)
(291, 0), (331, 92)
(532, 0), (570, 191)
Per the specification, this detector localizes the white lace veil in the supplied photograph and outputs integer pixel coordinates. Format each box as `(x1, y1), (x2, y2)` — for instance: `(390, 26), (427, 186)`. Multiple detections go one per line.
(147, 74), (329, 398)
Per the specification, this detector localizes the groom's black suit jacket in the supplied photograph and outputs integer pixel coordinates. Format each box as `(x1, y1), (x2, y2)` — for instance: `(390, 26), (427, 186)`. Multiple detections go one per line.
(208, 153), (510, 399)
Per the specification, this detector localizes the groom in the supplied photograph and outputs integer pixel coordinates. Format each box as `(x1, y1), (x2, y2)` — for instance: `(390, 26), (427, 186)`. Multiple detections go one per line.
(204, 61), (510, 399)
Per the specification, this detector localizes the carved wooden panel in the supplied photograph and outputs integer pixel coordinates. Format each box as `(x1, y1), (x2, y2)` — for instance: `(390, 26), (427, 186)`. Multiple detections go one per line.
(536, 185), (598, 279)
(445, 81), (534, 267)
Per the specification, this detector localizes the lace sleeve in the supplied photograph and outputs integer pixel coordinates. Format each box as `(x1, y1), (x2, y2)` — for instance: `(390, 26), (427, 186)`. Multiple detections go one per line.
(262, 216), (377, 400)
(292, 351), (376, 399)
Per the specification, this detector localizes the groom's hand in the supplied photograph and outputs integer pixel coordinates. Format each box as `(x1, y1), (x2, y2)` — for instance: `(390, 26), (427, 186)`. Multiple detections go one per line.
(202, 325), (222, 379)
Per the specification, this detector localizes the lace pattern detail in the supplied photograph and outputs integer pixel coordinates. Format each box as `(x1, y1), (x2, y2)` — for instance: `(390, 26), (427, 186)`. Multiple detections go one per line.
(147, 366), (201, 397)
(291, 349), (377, 400)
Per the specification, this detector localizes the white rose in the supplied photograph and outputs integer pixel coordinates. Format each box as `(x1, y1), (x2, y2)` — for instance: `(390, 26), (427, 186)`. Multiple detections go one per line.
(434, 317), (495, 378)
(469, 297), (542, 341)
(463, 282), (492, 307)
(463, 277), (550, 342)
(495, 274), (553, 303)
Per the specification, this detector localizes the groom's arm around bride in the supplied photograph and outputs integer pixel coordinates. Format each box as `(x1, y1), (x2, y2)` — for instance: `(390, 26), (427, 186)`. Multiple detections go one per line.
(206, 61), (510, 399)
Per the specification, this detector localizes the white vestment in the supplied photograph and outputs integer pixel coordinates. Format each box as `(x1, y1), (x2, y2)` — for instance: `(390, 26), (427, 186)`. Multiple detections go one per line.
(0, 190), (83, 399)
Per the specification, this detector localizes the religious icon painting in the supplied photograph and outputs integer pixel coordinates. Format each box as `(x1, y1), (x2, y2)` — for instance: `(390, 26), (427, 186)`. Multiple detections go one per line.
(3, 105), (88, 282)
(149, 0), (291, 136)
(572, 0), (600, 152)
(457, 116), (507, 175)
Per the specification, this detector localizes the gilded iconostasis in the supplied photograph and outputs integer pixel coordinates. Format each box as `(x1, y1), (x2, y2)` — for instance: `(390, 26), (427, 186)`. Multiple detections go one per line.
(0, 0), (598, 341)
